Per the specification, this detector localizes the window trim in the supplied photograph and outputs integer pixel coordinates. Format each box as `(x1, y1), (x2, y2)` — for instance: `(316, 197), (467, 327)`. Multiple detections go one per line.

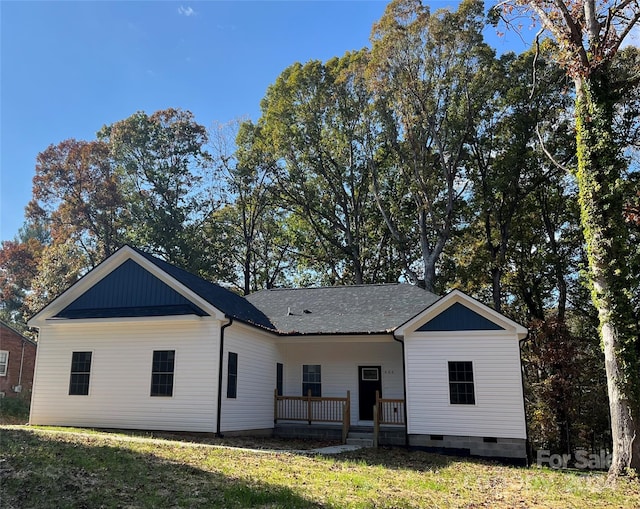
(0, 350), (8, 377)
(150, 350), (175, 397)
(227, 352), (238, 399)
(448, 361), (475, 405)
(69, 351), (92, 396)
(302, 364), (321, 397)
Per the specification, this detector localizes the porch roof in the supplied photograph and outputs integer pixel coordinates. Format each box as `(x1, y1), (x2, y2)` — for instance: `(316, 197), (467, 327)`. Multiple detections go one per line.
(246, 284), (439, 335)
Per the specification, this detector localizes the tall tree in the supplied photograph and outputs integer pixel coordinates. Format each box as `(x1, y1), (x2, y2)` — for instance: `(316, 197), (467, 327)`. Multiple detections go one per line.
(471, 47), (574, 313)
(24, 239), (89, 318)
(368, 0), (496, 292)
(203, 120), (292, 294)
(0, 223), (47, 328)
(26, 139), (128, 265)
(496, 0), (640, 476)
(257, 50), (393, 285)
(99, 108), (212, 272)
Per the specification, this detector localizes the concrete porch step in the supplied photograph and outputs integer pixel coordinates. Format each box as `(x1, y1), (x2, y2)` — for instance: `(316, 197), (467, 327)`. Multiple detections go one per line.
(346, 437), (374, 447)
(348, 431), (373, 439)
(346, 431), (374, 447)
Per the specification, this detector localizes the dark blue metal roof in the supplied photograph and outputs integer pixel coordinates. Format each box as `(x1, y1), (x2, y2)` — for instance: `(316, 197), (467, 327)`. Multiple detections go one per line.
(56, 259), (207, 319)
(417, 302), (504, 331)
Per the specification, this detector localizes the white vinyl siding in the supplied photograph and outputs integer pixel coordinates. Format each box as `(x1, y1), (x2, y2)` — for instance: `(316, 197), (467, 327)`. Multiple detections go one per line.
(404, 333), (526, 439)
(220, 323), (281, 432)
(278, 339), (404, 424)
(29, 318), (220, 432)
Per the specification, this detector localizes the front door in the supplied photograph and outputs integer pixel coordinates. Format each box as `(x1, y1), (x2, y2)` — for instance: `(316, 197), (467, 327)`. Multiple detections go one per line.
(358, 366), (382, 421)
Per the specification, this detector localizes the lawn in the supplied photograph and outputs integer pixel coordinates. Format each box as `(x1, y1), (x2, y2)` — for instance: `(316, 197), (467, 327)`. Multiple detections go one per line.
(1, 426), (638, 508)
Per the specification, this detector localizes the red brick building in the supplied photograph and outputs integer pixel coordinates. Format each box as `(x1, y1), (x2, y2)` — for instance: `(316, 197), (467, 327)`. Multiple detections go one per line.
(0, 321), (37, 398)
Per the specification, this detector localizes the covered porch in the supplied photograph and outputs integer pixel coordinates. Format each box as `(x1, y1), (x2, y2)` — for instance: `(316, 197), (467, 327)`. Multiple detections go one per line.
(273, 389), (406, 446)
(271, 331), (407, 446)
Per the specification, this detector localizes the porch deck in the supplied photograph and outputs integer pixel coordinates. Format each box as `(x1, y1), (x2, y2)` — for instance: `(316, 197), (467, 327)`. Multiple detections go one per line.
(273, 423), (407, 447)
(274, 391), (406, 446)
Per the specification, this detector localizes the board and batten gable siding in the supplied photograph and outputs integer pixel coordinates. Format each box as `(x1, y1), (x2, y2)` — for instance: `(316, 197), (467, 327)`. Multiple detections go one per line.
(220, 322), (282, 432)
(29, 318), (221, 432)
(403, 331), (526, 439)
(278, 337), (404, 424)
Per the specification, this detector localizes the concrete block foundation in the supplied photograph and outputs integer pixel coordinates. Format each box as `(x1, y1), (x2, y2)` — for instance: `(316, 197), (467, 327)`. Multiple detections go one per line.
(408, 434), (527, 464)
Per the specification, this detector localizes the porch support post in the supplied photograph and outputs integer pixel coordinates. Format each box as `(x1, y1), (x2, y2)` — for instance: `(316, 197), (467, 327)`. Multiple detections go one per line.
(307, 389), (312, 425)
(342, 390), (351, 444)
(373, 406), (379, 447)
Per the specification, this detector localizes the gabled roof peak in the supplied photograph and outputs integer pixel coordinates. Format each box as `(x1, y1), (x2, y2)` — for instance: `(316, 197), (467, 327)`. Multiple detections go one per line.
(28, 246), (526, 338)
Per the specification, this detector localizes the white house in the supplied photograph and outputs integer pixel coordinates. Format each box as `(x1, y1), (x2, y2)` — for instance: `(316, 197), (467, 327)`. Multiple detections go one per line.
(28, 245), (528, 461)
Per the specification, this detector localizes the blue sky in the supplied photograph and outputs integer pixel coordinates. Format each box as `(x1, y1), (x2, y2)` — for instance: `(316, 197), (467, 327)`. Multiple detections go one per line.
(0, 0), (531, 242)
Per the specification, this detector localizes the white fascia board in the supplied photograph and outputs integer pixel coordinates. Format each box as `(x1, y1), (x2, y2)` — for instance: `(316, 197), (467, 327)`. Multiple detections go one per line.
(274, 333), (395, 344)
(394, 289), (528, 340)
(229, 319), (278, 341)
(39, 315), (222, 327)
(407, 330), (520, 340)
(28, 246), (226, 327)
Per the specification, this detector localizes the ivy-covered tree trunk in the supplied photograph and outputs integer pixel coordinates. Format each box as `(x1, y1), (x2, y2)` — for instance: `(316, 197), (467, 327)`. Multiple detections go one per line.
(574, 71), (640, 476)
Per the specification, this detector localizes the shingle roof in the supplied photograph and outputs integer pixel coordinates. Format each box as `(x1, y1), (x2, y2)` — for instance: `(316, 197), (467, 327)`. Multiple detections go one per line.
(246, 284), (440, 335)
(134, 248), (440, 335)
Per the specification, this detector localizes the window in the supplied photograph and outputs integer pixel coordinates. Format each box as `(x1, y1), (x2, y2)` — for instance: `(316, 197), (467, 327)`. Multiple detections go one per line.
(361, 368), (379, 381)
(151, 350), (175, 397)
(302, 364), (321, 397)
(448, 361), (475, 405)
(276, 362), (283, 396)
(69, 352), (92, 395)
(227, 352), (238, 398)
(0, 351), (8, 376)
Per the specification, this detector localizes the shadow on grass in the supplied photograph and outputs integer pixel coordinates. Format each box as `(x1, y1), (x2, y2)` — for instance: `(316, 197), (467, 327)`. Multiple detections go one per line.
(37, 427), (342, 452)
(322, 445), (514, 474)
(0, 428), (328, 509)
(91, 428), (466, 473)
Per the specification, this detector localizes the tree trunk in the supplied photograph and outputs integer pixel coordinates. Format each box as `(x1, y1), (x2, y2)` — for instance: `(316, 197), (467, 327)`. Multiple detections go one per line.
(243, 247), (251, 296)
(574, 74), (640, 477)
(602, 319), (640, 475)
(491, 267), (502, 313)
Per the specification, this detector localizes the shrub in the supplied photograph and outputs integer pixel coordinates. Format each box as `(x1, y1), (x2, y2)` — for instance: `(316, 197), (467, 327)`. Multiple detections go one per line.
(0, 395), (31, 424)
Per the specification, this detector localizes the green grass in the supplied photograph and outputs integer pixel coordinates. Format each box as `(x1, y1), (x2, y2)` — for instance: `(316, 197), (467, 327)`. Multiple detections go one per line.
(1, 426), (638, 508)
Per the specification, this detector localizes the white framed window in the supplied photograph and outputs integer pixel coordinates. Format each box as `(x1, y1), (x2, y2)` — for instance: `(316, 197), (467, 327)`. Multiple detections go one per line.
(227, 352), (238, 399)
(361, 367), (379, 381)
(0, 351), (8, 376)
(69, 351), (92, 395)
(302, 364), (321, 397)
(276, 362), (283, 396)
(151, 350), (175, 397)
(448, 361), (475, 405)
